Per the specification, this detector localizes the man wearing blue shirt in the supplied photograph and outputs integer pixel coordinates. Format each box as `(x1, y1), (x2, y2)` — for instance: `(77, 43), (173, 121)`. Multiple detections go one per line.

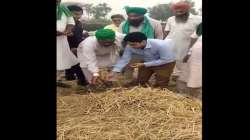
(109, 32), (176, 88)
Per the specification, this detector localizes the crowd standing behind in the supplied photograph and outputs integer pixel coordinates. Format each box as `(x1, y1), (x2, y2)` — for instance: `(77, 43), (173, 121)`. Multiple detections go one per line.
(56, 1), (202, 98)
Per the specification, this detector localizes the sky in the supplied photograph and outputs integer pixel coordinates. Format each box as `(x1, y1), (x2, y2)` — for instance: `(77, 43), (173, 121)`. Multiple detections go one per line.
(62, 0), (202, 18)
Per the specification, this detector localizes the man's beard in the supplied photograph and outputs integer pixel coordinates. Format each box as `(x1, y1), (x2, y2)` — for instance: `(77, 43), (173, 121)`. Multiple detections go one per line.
(175, 12), (189, 23)
(128, 18), (144, 27)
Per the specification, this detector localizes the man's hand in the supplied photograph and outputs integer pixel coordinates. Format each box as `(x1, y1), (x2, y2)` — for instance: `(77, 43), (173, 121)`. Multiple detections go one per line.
(129, 63), (145, 68)
(57, 30), (72, 36)
(66, 31), (74, 36)
(57, 31), (64, 36)
(91, 75), (100, 85)
(106, 71), (119, 81)
(64, 24), (74, 36)
(63, 29), (73, 36)
(183, 55), (191, 63)
(70, 48), (77, 55)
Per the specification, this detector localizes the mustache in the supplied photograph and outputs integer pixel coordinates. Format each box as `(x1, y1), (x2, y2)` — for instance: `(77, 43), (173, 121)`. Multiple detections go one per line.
(128, 19), (144, 27)
(176, 12), (189, 18)
(175, 13), (189, 22)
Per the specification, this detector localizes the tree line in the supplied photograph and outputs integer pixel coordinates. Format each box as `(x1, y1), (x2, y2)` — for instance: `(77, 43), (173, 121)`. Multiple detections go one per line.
(64, 0), (199, 21)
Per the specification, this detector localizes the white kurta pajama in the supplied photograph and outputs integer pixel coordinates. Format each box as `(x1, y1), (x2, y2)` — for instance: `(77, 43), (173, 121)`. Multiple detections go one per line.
(179, 35), (202, 88)
(164, 14), (201, 76)
(77, 33), (124, 82)
(57, 13), (78, 70)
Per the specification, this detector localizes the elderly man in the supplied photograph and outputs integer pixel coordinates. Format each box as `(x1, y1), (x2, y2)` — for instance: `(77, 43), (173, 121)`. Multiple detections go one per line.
(77, 29), (124, 85)
(178, 23), (202, 98)
(118, 6), (164, 84)
(164, 2), (201, 81)
(119, 6), (163, 39)
(105, 14), (125, 32)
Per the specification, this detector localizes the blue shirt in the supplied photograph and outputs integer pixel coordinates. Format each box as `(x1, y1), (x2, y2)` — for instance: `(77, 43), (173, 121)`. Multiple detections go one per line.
(113, 39), (176, 72)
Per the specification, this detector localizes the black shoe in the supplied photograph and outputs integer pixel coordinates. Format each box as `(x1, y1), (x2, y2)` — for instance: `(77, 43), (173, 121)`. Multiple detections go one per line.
(85, 84), (96, 93)
(123, 80), (139, 88)
(77, 80), (89, 86)
(75, 85), (90, 95)
(57, 82), (71, 88)
(171, 76), (179, 82)
(65, 75), (76, 81)
(101, 81), (113, 88)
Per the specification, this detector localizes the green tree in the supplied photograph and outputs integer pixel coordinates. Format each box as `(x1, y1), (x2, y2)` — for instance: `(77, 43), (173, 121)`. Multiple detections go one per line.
(148, 0), (198, 21)
(183, 0), (199, 15)
(82, 3), (94, 20)
(92, 3), (112, 19)
(148, 4), (172, 21)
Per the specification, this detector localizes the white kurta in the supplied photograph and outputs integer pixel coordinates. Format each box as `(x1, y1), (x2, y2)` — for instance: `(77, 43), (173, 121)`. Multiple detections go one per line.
(179, 35), (202, 88)
(57, 13), (78, 70)
(77, 33), (124, 82)
(164, 14), (201, 76)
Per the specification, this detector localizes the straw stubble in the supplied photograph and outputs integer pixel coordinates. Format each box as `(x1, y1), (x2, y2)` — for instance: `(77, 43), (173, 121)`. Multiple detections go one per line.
(57, 87), (202, 140)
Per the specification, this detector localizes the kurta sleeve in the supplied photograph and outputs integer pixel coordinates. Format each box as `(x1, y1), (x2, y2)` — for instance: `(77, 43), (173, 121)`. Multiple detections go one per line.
(195, 16), (202, 25)
(115, 32), (125, 49)
(79, 40), (99, 74)
(191, 31), (199, 39)
(112, 47), (133, 73)
(164, 17), (172, 32)
(153, 20), (164, 39)
(118, 22), (124, 33)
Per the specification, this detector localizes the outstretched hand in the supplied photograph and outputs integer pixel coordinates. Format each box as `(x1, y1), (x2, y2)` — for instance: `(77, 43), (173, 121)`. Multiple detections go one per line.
(129, 63), (144, 68)
(91, 76), (100, 85)
(106, 71), (119, 81)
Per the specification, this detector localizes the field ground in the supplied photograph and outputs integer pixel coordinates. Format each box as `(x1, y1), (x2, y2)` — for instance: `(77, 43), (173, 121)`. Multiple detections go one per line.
(57, 77), (202, 140)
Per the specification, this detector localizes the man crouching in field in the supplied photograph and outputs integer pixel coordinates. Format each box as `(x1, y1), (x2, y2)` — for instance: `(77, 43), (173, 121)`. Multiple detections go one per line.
(108, 32), (176, 88)
(77, 29), (124, 90)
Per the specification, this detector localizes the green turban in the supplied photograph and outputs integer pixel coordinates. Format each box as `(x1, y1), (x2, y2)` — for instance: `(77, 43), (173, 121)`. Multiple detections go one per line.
(125, 6), (147, 15)
(95, 29), (116, 41)
(57, 4), (72, 20)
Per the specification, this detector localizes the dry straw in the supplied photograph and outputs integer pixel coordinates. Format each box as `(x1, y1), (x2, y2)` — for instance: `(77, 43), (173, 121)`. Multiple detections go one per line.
(57, 87), (202, 140)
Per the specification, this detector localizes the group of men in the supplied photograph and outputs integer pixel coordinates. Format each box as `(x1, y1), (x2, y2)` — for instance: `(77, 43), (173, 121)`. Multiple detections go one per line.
(56, 0), (202, 96)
